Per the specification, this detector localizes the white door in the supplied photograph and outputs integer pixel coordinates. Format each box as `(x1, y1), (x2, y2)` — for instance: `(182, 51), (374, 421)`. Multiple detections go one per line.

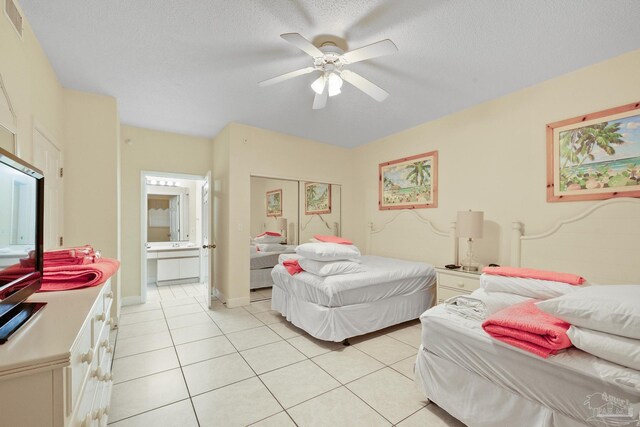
(33, 128), (63, 249)
(201, 172), (214, 308)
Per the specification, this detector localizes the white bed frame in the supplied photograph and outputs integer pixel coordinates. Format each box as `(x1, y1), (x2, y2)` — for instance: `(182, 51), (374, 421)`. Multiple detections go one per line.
(511, 197), (640, 284)
(416, 197), (640, 427)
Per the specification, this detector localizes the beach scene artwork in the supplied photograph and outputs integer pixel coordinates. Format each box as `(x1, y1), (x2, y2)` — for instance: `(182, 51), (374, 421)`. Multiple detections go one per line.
(379, 151), (438, 210)
(305, 182), (331, 214)
(550, 103), (640, 201)
(266, 189), (282, 217)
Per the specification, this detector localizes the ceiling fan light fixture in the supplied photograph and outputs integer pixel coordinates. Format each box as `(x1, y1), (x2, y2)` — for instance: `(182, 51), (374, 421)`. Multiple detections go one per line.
(327, 73), (343, 97)
(311, 75), (326, 95)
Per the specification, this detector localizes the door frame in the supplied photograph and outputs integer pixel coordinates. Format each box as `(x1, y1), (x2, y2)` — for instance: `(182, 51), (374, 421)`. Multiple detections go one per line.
(140, 170), (207, 303)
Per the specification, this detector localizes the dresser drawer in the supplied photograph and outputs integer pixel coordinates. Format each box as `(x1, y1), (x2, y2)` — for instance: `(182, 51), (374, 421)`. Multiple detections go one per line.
(68, 318), (95, 415)
(437, 286), (472, 304)
(438, 273), (480, 293)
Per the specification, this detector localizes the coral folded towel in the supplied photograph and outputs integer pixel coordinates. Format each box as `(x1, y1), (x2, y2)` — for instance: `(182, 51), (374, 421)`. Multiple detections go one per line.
(1, 258), (120, 296)
(313, 235), (353, 245)
(482, 266), (585, 285)
(283, 259), (304, 275)
(482, 301), (572, 358)
(20, 245), (98, 268)
(257, 231), (281, 237)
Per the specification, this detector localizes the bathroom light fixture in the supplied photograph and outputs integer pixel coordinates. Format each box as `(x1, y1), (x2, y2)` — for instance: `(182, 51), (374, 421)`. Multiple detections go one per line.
(151, 179), (157, 185)
(174, 181), (180, 187)
(166, 180), (174, 186)
(159, 180), (166, 186)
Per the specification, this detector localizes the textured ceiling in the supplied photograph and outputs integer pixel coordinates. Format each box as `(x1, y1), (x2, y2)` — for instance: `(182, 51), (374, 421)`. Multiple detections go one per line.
(19, 0), (640, 148)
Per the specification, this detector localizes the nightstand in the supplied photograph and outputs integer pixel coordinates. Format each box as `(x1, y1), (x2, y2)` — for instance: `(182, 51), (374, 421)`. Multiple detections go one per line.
(435, 267), (482, 304)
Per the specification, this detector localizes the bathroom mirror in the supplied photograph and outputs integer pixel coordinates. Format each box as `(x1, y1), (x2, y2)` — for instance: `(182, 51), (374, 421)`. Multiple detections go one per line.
(147, 190), (189, 242)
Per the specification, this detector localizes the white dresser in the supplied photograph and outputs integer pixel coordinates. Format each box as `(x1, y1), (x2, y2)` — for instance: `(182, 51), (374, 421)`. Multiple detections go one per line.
(0, 279), (115, 427)
(435, 268), (481, 303)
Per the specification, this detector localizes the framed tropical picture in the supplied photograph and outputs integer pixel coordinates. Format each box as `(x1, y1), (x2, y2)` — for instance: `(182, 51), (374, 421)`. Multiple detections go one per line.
(305, 182), (331, 215)
(547, 101), (640, 202)
(379, 151), (438, 210)
(266, 189), (282, 217)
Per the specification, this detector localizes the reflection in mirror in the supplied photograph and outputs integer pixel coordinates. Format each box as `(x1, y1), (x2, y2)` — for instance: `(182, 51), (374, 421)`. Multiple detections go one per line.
(299, 183), (341, 243)
(0, 126), (15, 155)
(0, 162), (36, 269)
(147, 188), (189, 242)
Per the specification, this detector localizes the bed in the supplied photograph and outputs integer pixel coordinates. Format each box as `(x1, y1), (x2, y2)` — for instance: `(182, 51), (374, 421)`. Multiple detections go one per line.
(415, 198), (640, 427)
(271, 211), (452, 342)
(250, 245), (296, 289)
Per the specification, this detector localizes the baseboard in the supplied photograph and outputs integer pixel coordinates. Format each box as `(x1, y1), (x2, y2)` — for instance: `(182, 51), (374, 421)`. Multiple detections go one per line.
(121, 296), (142, 306)
(225, 295), (251, 308)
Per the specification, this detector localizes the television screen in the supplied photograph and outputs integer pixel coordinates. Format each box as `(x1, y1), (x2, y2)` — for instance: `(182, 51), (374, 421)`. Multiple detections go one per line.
(0, 148), (43, 308)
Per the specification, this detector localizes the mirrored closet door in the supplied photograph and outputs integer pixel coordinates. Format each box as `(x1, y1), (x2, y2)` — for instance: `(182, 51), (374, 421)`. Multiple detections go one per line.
(249, 176), (341, 302)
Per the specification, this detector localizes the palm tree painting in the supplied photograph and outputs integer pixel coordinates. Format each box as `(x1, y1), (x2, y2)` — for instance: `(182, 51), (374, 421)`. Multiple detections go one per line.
(548, 103), (640, 202)
(266, 189), (282, 217)
(379, 151), (438, 210)
(305, 182), (331, 214)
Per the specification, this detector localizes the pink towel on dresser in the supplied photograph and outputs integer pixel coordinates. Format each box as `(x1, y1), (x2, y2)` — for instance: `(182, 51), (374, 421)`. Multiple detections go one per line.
(482, 266), (585, 285)
(257, 231), (281, 237)
(482, 300), (572, 358)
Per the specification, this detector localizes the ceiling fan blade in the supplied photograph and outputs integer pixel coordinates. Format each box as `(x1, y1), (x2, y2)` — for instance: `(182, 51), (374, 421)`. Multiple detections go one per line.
(258, 66), (316, 87)
(340, 70), (389, 102)
(281, 33), (324, 58)
(312, 84), (328, 110)
(340, 39), (398, 64)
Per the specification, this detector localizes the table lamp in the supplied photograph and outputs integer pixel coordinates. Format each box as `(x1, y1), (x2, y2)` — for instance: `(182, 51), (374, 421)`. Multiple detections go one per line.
(456, 210), (484, 271)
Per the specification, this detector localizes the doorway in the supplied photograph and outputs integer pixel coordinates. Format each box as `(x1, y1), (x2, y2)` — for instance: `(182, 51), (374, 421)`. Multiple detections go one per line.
(140, 171), (210, 304)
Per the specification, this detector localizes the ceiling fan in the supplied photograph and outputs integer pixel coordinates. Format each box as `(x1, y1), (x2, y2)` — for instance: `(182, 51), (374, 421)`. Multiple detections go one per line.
(258, 33), (398, 109)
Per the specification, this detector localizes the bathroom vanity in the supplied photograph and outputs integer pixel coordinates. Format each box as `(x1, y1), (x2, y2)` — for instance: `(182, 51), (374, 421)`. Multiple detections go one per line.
(147, 245), (200, 285)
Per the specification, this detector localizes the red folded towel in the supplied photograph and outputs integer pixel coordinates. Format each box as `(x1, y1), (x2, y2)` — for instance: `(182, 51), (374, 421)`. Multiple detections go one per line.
(482, 301), (572, 358)
(313, 235), (353, 245)
(257, 231), (281, 237)
(283, 259), (304, 275)
(482, 266), (585, 285)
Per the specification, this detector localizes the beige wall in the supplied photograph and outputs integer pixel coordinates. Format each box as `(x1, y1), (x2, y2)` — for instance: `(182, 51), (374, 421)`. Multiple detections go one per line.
(352, 49), (640, 267)
(0, 1), (64, 162)
(120, 125), (212, 299)
(213, 123), (354, 306)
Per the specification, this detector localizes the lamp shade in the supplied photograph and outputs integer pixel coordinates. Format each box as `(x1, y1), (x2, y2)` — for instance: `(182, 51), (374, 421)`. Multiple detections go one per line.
(277, 217), (287, 230)
(456, 211), (484, 239)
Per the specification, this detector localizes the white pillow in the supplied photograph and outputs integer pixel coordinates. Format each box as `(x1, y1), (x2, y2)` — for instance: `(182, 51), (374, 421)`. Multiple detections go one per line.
(536, 285), (640, 339)
(298, 258), (363, 277)
(279, 253), (302, 264)
(567, 326), (640, 371)
(253, 233), (282, 243)
(469, 288), (536, 315)
(295, 242), (361, 262)
(256, 243), (284, 252)
(480, 274), (582, 299)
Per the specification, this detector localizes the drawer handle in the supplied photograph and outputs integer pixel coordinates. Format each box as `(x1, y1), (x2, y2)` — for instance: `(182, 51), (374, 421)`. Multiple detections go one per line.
(80, 349), (93, 364)
(100, 339), (113, 353)
(457, 282), (465, 288)
(92, 407), (105, 421)
(92, 366), (103, 379)
(96, 312), (106, 322)
(105, 291), (113, 299)
(92, 366), (112, 382)
(107, 317), (115, 327)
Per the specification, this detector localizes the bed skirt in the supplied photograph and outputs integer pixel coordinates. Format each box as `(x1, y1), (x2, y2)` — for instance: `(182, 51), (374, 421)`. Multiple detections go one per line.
(250, 268), (273, 290)
(271, 286), (434, 342)
(415, 346), (590, 427)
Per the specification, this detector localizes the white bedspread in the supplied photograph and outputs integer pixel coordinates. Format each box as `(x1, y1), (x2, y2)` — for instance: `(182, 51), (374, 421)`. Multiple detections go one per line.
(271, 255), (435, 307)
(417, 305), (640, 426)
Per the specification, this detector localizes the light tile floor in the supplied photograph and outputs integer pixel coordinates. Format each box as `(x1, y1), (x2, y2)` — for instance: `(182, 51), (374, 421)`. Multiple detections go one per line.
(109, 284), (466, 426)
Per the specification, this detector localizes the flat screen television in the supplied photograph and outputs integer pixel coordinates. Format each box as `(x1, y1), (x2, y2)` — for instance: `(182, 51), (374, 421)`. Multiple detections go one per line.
(0, 147), (45, 343)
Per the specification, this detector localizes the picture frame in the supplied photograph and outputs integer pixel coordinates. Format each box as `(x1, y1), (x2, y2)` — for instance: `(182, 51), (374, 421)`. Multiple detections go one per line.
(547, 101), (640, 202)
(304, 182), (331, 215)
(266, 188), (282, 217)
(379, 151), (438, 210)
